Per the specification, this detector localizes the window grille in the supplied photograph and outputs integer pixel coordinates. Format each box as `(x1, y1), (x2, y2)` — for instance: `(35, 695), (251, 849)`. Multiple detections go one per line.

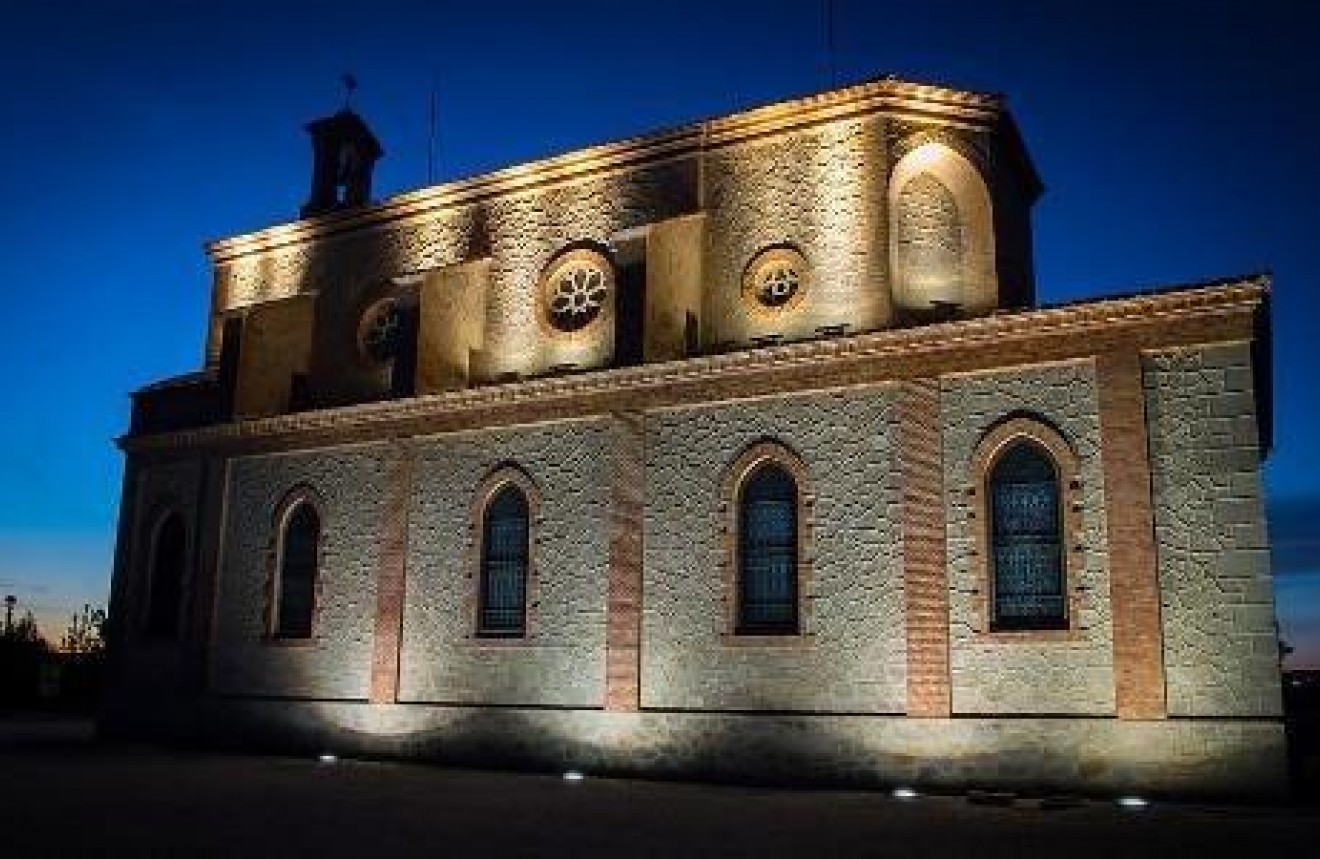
(276, 502), (320, 638)
(479, 485), (530, 636)
(738, 464), (798, 634)
(989, 442), (1066, 629)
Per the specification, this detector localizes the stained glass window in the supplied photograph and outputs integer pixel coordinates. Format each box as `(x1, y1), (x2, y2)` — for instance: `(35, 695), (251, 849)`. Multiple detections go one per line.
(479, 485), (530, 637)
(738, 464), (798, 634)
(145, 513), (186, 640)
(989, 441), (1066, 630)
(276, 502), (320, 639)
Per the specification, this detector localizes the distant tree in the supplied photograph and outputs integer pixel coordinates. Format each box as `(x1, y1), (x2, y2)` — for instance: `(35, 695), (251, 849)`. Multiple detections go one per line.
(2, 609), (48, 650)
(0, 606), (50, 707)
(60, 605), (106, 655)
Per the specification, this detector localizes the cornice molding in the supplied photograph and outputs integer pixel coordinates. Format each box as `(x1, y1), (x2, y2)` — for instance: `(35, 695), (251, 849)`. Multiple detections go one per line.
(206, 77), (1004, 264)
(120, 278), (1269, 458)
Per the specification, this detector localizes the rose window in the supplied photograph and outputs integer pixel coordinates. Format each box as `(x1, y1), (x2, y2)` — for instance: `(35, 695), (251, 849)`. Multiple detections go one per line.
(743, 247), (809, 313)
(359, 299), (402, 365)
(546, 260), (609, 332)
(756, 264), (801, 307)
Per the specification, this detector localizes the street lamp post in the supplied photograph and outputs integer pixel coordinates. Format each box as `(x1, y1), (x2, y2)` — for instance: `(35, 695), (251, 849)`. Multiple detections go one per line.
(4, 594), (15, 635)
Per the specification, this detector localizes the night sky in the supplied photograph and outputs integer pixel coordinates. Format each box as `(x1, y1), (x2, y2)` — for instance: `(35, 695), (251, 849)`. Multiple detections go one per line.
(1, 0), (1316, 664)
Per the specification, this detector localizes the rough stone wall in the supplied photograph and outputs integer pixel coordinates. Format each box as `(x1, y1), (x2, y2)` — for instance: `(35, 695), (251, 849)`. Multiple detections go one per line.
(642, 388), (907, 713)
(398, 420), (613, 708)
(218, 206), (483, 312)
(894, 173), (963, 302)
(211, 699), (1290, 798)
(942, 360), (1114, 715)
(1144, 344), (1282, 717)
(129, 460), (205, 615)
(117, 460), (204, 693)
(702, 116), (889, 345)
(211, 446), (390, 699)
(479, 160), (695, 377)
(213, 160), (697, 382)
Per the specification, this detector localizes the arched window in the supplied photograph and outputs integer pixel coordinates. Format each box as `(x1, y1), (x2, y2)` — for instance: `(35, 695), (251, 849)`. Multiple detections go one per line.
(274, 501), (320, 639)
(478, 485), (530, 637)
(737, 463), (799, 634)
(145, 512), (186, 640)
(989, 441), (1066, 630)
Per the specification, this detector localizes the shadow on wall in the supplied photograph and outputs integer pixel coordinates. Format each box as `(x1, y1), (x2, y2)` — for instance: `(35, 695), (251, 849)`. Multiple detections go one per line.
(193, 699), (1287, 800)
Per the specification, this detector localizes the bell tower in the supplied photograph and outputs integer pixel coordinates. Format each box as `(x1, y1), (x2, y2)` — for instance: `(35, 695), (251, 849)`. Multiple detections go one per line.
(300, 108), (384, 219)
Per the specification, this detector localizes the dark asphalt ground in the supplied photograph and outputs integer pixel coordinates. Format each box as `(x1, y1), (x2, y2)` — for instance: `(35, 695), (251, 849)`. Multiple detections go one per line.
(1, 718), (1316, 858)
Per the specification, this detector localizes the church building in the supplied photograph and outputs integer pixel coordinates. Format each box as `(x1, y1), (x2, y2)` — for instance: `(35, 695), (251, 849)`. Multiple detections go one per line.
(105, 77), (1285, 797)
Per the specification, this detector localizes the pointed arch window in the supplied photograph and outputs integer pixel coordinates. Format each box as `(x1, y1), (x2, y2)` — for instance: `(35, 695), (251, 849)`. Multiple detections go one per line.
(274, 501), (320, 639)
(478, 485), (530, 637)
(145, 512), (186, 640)
(737, 463), (799, 635)
(989, 441), (1066, 630)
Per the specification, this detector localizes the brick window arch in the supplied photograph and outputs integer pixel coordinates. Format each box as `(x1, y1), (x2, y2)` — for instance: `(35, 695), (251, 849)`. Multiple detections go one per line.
(721, 441), (814, 640)
(970, 417), (1083, 636)
(144, 509), (187, 641)
(469, 465), (541, 641)
(267, 488), (324, 640)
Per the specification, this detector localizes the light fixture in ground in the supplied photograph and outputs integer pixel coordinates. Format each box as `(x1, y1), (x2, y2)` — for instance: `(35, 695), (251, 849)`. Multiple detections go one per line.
(562, 770), (585, 782)
(318, 753), (338, 764)
(1116, 796), (1148, 809)
(891, 787), (919, 800)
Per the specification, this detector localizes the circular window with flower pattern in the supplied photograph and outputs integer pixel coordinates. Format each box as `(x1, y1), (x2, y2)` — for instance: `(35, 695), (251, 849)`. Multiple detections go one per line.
(357, 298), (403, 366)
(541, 249), (613, 335)
(743, 246), (810, 314)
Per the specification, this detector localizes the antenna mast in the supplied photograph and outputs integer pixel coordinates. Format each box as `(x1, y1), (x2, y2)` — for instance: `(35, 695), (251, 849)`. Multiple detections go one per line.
(427, 73), (439, 184)
(825, 0), (838, 87)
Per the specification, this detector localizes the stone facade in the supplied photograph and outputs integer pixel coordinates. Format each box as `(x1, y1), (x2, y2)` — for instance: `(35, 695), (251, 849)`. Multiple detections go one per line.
(105, 77), (1286, 798)
(1144, 344), (1282, 718)
(210, 447), (390, 699)
(399, 422), (614, 707)
(642, 390), (907, 713)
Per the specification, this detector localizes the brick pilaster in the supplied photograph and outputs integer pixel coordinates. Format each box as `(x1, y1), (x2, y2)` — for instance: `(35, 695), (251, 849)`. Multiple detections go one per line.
(605, 411), (645, 712)
(900, 380), (951, 717)
(370, 444), (415, 704)
(1097, 350), (1167, 719)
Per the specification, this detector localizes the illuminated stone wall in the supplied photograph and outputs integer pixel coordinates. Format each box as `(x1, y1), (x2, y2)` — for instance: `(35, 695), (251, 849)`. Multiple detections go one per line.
(1144, 344), (1283, 718)
(641, 389), (908, 713)
(209, 700), (1288, 798)
(888, 140), (999, 314)
(205, 104), (1017, 397)
(700, 116), (890, 345)
(941, 360), (1115, 715)
(210, 447), (390, 699)
(398, 421), (613, 707)
(213, 159), (698, 387)
(477, 160), (696, 377)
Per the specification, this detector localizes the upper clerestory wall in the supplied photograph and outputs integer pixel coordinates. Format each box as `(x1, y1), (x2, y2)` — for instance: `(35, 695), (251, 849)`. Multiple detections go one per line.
(199, 77), (1042, 404)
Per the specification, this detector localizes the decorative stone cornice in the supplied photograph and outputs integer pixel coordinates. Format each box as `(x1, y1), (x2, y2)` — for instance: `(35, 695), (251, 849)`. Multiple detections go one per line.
(120, 276), (1269, 458)
(205, 76), (1005, 264)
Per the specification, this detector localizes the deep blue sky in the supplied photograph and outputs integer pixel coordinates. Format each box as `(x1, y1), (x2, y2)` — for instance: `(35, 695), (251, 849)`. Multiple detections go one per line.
(1, 0), (1316, 663)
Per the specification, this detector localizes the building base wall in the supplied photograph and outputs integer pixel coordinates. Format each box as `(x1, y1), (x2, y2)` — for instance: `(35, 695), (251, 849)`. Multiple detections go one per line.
(186, 700), (1286, 799)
